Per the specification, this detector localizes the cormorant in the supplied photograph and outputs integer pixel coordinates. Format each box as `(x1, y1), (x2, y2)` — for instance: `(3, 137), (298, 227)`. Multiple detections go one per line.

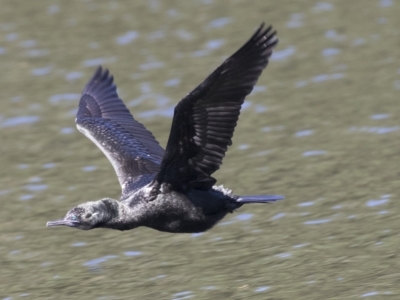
(47, 23), (283, 233)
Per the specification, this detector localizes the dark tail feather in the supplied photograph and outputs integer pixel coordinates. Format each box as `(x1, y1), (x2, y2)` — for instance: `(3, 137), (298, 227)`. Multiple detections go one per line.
(236, 195), (284, 203)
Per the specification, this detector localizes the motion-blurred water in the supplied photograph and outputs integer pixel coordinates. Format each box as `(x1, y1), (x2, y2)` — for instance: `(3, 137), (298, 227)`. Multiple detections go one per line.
(1, 1), (400, 299)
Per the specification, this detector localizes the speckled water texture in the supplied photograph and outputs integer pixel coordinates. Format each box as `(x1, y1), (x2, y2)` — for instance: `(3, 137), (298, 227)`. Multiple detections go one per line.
(1, 0), (400, 299)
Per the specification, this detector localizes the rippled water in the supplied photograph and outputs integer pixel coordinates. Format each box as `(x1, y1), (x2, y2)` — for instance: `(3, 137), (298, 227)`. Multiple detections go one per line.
(1, 0), (400, 299)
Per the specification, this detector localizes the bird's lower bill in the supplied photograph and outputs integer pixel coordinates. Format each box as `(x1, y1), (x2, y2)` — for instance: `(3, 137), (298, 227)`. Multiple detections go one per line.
(46, 220), (80, 228)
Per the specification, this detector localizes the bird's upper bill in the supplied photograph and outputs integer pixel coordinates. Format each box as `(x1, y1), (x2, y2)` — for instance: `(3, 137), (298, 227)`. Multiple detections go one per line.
(46, 219), (80, 228)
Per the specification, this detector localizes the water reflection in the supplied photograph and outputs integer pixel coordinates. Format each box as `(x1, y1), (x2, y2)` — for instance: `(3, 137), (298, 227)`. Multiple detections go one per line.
(271, 46), (295, 61)
(302, 150), (327, 157)
(286, 13), (303, 28)
(254, 286), (270, 292)
(313, 2), (334, 11)
(65, 71), (83, 81)
(271, 212), (285, 220)
(380, 0), (393, 7)
(205, 39), (225, 50)
(115, 31), (139, 45)
(370, 114), (389, 120)
(164, 78), (180, 87)
(1, 116), (40, 127)
(295, 129), (314, 137)
(208, 17), (231, 28)
(31, 67), (51, 76)
(139, 61), (164, 70)
(303, 219), (332, 225)
(83, 255), (118, 269)
(49, 93), (80, 104)
(349, 126), (400, 134)
(82, 166), (98, 172)
(83, 57), (117, 67)
(366, 195), (390, 207)
(322, 48), (341, 57)
(123, 251), (142, 257)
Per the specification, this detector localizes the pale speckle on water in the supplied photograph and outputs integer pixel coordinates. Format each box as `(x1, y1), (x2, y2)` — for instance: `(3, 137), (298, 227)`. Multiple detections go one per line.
(83, 255), (118, 268)
(47, 4), (60, 14)
(24, 184), (48, 192)
(380, 0), (393, 7)
(286, 13), (303, 28)
(349, 126), (400, 134)
(115, 31), (139, 45)
(164, 78), (180, 87)
(123, 251), (142, 257)
(366, 198), (389, 207)
(139, 61), (164, 70)
(254, 286), (270, 292)
(31, 67), (51, 76)
(361, 291), (379, 297)
(82, 166), (97, 172)
(236, 213), (253, 221)
(352, 38), (366, 46)
(208, 17), (231, 28)
(49, 93), (80, 104)
(293, 243), (309, 248)
(295, 129), (314, 137)
(26, 49), (49, 57)
(19, 194), (34, 201)
(6, 33), (18, 41)
(205, 39), (225, 50)
(322, 48), (341, 57)
(298, 201), (314, 207)
(302, 150), (327, 157)
(237, 144), (249, 150)
(271, 212), (285, 220)
(271, 46), (296, 61)
(20, 40), (37, 48)
(82, 57), (117, 67)
(65, 71), (83, 81)
(1, 116), (40, 127)
(304, 219), (332, 225)
(313, 2), (334, 12)
(60, 127), (74, 134)
(370, 114), (390, 120)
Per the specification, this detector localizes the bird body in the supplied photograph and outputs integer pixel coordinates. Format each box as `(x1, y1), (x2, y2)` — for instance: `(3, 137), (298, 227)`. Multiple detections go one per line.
(47, 23), (283, 234)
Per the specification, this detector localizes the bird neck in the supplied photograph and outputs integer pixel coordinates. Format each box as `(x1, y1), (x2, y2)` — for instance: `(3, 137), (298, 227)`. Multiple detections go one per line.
(98, 199), (142, 231)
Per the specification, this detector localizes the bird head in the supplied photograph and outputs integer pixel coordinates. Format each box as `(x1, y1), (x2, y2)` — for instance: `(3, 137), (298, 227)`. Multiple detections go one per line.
(46, 198), (117, 230)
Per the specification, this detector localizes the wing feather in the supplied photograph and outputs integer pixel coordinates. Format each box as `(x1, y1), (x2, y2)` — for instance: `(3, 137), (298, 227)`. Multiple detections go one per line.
(155, 23), (278, 191)
(76, 67), (165, 198)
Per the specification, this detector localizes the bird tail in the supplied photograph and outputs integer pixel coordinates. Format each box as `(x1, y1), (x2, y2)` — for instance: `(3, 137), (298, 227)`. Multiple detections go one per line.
(235, 194), (284, 203)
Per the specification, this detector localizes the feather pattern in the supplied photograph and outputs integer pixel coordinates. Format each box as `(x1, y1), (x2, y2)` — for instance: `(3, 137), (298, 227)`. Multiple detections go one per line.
(155, 23), (278, 191)
(76, 67), (165, 199)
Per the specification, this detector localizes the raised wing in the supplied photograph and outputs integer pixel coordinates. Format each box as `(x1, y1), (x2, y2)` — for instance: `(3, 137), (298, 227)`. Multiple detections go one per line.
(154, 23), (278, 191)
(76, 67), (165, 198)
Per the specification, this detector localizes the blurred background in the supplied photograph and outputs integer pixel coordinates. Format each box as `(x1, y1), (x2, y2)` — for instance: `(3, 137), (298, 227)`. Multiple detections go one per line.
(1, 0), (400, 299)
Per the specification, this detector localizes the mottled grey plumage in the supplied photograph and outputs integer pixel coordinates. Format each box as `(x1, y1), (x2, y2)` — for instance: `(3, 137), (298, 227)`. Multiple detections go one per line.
(47, 23), (284, 233)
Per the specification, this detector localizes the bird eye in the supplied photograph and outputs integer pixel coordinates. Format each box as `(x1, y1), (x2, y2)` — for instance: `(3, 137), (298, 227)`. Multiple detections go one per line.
(70, 214), (77, 221)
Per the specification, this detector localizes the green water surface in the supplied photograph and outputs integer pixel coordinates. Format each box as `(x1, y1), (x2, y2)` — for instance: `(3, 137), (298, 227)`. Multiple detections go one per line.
(1, 0), (400, 299)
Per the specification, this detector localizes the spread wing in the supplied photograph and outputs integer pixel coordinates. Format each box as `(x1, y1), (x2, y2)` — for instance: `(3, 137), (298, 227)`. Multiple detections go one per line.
(154, 23), (278, 191)
(76, 67), (165, 198)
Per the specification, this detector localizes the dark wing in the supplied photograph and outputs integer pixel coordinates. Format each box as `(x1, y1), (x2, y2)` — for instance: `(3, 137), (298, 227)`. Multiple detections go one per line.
(154, 23), (278, 191)
(76, 67), (165, 198)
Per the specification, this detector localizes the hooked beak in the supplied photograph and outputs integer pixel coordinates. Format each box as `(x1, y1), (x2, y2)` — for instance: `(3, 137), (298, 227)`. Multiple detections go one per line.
(46, 219), (80, 228)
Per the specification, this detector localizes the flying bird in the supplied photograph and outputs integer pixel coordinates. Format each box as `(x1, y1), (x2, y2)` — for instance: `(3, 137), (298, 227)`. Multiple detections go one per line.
(47, 23), (283, 233)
